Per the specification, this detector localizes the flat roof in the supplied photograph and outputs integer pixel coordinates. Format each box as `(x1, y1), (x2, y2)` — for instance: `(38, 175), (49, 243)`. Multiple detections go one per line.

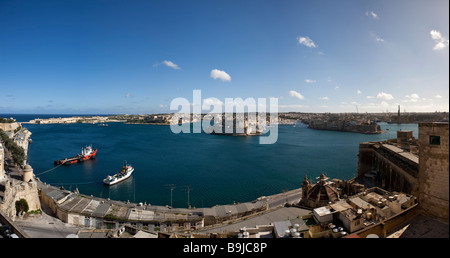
(381, 144), (418, 164)
(274, 220), (292, 238)
(92, 202), (111, 218)
(44, 188), (72, 203)
(349, 197), (373, 210)
(314, 206), (332, 216)
(330, 200), (353, 212)
(127, 209), (155, 221)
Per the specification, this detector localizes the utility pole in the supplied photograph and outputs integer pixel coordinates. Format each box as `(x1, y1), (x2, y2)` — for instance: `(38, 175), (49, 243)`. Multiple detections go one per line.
(165, 184), (176, 207)
(183, 186), (192, 209)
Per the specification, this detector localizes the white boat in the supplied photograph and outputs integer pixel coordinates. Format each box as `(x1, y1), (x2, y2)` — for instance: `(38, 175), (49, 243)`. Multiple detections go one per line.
(103, 161), (134, 185)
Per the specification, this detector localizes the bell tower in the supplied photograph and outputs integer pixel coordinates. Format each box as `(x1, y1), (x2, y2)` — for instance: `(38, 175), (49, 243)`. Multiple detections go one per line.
(301, 174), (311, 201)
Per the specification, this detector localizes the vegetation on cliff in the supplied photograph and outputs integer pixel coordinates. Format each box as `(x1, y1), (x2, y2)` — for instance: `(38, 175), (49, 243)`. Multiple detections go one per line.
(0, 129), (26, 166)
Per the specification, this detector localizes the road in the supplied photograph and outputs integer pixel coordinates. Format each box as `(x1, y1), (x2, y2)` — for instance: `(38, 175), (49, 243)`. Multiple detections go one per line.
(14, 205), (80, 238)
(265, 188), (303, 209)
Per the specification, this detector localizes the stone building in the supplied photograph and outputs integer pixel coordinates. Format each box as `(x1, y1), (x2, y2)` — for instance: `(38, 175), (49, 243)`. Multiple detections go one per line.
(0, 165), (41, 218)
(356, 122), (449, 223)
(0, 122), (21, 132)
(356, 137), (419, 196)
(418, 122), (449, 222)
(300, 173), (340, 208)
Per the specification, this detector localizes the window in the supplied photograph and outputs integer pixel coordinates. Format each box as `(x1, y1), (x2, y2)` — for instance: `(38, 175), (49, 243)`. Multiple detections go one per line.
(429, 135), (440, 145)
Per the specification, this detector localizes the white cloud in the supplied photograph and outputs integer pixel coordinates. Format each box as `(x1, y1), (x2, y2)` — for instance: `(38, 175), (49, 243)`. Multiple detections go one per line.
(360, 101), (391, 111)
(365, 11), (378, 19)
(376, 92), (394, 100)
(335, 86), (340, 90)
(210, 69), (231, 82)
(370, 32), (385, 42)
(435, 95), (443, 99)
(305, 79), (316, 83)
(162, 60), (181, 70)
(289, 90), (305, 100)
(125, 93), (132, 98)
(297, 36), (317, 48)
(379, 101), (390, 108)
(202, 98), (224, 110)
(319, 97), (329, 100)
(405, 93), (420, 102)
(430, 30), (449, 50)
(357, 90), (362, 94)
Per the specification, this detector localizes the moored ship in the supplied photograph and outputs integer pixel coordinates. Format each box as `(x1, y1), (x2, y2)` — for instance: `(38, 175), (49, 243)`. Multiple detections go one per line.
(54, 145), (97, 165)
(103, 161), (134, 185)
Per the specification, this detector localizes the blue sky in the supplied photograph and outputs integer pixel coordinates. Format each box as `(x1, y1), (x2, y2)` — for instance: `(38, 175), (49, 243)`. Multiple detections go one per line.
(0, 0), (448, 114)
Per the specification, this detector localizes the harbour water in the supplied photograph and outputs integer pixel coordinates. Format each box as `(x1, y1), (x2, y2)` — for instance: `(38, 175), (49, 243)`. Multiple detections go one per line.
(3, 114), (418, 208)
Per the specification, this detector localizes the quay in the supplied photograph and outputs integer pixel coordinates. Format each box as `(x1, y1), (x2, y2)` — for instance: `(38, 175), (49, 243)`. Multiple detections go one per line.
(36, 179), (303, 236)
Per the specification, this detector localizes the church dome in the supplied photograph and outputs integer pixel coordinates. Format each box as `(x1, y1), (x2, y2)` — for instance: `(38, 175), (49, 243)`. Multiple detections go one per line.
(306, 183), (339, 203)
(302, 172), (339, 207)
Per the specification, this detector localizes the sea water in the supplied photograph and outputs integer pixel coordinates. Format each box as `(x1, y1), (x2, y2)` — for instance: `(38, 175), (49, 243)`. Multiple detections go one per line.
(4, 114), (418, 208)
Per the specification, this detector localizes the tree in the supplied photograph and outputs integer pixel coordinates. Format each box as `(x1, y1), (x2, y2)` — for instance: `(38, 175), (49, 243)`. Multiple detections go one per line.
(15, 199), (29, 215)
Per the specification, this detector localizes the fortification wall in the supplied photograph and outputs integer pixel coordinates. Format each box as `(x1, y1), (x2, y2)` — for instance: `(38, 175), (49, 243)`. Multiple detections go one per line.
(418, 122), (449, 222)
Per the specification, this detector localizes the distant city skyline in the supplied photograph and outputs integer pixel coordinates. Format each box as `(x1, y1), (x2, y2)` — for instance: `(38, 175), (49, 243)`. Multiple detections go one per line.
(0, 0), (448, 114)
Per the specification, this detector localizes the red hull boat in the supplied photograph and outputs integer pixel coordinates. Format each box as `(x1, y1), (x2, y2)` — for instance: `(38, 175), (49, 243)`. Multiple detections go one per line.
(54, 145), (97, 165)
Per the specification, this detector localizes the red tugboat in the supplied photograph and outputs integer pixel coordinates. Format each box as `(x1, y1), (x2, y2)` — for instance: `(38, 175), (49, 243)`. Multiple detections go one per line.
(54, 145), (97, 165)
